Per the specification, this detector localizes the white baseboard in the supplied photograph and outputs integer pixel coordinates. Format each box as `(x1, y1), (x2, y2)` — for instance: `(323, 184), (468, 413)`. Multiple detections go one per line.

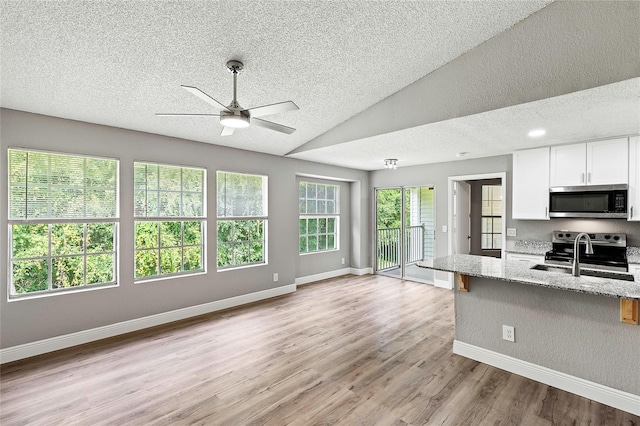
(434, 278), (452, 289)
(295, 268), (351, 286)
(0, 284), (297, 364)
(453, 340), (640, 416)
(350, 267), (373, 276)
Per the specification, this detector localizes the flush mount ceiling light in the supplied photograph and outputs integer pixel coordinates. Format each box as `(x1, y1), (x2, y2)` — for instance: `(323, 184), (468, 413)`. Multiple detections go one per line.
(528, 128), (546, 138)
(384, 159), (398, 169)
(456, 152), (468, 158)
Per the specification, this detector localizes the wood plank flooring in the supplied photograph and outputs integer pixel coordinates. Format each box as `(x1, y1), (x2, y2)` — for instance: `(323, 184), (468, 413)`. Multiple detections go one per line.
(1, 274), (638, 425)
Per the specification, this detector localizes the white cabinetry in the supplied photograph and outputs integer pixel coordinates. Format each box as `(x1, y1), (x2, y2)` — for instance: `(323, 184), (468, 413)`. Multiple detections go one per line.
(512, 147), (549, 220)
(550, 138), (628, 187)
(628, 136), (640, 221)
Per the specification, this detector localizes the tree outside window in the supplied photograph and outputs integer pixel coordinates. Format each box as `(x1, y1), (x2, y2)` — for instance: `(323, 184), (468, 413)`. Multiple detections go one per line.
(217, 171), (267, 269)
(8, 149), (118, 297)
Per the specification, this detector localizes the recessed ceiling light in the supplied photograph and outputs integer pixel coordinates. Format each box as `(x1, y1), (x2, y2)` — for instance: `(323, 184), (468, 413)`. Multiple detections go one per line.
(528, 129), (546, 138)
(456, 152), (468, 157)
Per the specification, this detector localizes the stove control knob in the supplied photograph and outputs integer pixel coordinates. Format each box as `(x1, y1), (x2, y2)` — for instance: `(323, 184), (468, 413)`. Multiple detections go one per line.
(565, 233), (571, 238)
(604, 235), (611, 239)
(558, 233), (564, 238)
(613, 236), (620, 241)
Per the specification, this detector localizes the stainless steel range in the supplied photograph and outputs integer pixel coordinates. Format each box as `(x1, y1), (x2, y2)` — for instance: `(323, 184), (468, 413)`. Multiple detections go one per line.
(545, 231), (628, 272)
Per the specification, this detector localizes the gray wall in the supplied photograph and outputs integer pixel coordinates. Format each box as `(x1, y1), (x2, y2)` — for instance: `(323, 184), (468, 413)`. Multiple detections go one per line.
(456, 277), (640, 394)
(0, 109), (369, 348)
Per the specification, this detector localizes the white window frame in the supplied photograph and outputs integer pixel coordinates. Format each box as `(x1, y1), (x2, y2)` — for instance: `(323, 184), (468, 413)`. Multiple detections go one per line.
(299, 181), (340, 254)
(8, 148), (119, 299)
(216, 171), (268, 270)
(134, 161), (206, 281)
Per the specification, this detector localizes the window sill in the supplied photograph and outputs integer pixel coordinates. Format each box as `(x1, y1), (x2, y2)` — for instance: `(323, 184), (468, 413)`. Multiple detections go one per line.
(8, 282), (119, 302)
(299, 249), (340, 256)
(134, 270), (206, 284)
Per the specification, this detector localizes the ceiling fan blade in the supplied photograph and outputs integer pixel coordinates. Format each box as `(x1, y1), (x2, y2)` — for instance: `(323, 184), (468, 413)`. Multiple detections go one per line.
(221, 126), (235, 136)
(246, 101), (299, 118)
(155, 113), (220, 117)
(181, 85), (230, 112)
(252, 118), (296, 134)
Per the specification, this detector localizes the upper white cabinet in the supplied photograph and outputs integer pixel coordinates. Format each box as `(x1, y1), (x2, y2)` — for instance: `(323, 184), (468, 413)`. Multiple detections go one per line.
(628, 136), (640, 221)
(550, 138), (628, 187)
(512, 147), (550, 220)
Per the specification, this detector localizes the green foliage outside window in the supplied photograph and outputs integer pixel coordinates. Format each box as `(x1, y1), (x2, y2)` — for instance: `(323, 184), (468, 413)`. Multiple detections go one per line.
(10, 223), (116, 295)
(217, 220), (264, 268)
(134, 161), (205, 280)
(135, 221), (204, 279)
(9, 149), (118, 297)
(217, 171), (267, 269)
(299, 181), (339, 254)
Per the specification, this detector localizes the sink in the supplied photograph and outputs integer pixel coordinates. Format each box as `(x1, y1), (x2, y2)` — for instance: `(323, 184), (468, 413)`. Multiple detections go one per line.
(530, 264), (635, 282)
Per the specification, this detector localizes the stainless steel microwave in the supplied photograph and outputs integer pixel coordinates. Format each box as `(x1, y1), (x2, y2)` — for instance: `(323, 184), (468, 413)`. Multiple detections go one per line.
(549, 185), (628, 218)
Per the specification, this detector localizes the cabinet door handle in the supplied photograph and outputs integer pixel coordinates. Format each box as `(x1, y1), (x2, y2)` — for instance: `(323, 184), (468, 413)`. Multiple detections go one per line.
(581, 173), (585, 183)
(632, 206), (634, 219)
(588, 172), (591, 183)
(545, 207), (548, 218)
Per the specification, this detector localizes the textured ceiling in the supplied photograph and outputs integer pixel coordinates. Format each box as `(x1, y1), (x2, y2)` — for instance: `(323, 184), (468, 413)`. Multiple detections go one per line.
(288, 78), (640, 170)
(1, 0), (552, 163)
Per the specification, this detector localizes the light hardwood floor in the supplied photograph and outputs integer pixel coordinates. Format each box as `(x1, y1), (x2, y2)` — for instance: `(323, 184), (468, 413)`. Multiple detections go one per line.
(1, 275), (638, 425)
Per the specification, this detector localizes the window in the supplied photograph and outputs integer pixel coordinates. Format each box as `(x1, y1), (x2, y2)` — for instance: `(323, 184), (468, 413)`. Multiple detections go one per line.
(8, 149), (118, 297)
(481, 184), (502, 250)
(217, 171), (267, 269)
(299, 181), (339, 253)
(134, 162), (205, 279)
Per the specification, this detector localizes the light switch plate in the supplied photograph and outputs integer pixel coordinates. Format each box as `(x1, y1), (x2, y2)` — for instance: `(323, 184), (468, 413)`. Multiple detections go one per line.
(442, 225), (448, 233)
(507, 228), (517, 237)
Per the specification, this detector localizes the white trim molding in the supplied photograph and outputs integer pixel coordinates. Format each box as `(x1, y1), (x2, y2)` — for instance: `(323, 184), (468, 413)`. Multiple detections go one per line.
(350, 267), (373, 276)
(453, 340), (640, 416)
(295, 268), (351, 286)
(1, 284), (297, 364)
(433, 277), (453, 290)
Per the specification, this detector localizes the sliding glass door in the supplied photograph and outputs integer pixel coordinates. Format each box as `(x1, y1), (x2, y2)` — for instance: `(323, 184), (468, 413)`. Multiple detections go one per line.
(375, 186), (435, 283)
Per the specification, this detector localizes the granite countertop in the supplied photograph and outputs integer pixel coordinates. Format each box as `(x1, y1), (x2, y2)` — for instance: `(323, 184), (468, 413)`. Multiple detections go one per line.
(417, 254), (640, 300)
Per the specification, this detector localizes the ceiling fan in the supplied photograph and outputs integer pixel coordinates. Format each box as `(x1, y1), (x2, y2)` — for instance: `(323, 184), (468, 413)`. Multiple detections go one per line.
(157, 60), (299, 136)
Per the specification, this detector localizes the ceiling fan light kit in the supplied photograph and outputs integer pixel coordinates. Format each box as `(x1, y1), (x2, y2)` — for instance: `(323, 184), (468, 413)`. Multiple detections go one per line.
(156, 60), (298, 136)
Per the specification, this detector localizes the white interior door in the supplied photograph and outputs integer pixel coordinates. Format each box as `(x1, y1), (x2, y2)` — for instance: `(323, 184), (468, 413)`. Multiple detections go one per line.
(455, 181), (471, 255)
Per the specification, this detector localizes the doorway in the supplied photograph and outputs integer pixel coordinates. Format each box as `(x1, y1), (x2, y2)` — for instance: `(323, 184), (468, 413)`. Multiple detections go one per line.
(375, 186), (435, 283)
(449, 173), (506, 258)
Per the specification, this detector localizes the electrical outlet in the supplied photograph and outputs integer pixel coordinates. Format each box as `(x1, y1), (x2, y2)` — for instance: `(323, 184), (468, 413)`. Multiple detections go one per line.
(273, 273), (278, 282)
(341, 258), (345, 265)
(507, 228), (517, 237)
(442, 225), (448, 233)
(502, 325), (515, 342)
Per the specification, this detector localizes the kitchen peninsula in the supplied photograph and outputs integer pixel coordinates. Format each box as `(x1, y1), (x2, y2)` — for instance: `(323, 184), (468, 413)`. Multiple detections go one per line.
(418, 254), (640, 415)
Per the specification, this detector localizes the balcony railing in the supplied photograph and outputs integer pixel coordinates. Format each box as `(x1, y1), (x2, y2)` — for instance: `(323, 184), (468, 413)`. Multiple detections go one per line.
(377, 225), (424, 271)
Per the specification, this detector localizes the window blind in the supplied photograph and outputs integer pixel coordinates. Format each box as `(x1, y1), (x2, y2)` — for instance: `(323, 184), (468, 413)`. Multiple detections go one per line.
(9, 149), (117, 220)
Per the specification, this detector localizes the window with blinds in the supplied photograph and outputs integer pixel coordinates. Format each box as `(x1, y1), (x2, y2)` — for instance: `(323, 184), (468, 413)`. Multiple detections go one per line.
(8, 149), (119, 297)
(134, 162), (206, 280)
(299, 182), (339, 253)
(216, 171), (267, 269)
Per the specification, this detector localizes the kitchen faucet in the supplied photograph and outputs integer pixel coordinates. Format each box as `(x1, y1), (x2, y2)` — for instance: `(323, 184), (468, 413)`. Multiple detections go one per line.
(572, 232), (594, 277)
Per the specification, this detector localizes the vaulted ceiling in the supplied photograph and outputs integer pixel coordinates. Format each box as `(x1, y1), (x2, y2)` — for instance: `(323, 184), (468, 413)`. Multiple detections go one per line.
(1, 1), (638, 170)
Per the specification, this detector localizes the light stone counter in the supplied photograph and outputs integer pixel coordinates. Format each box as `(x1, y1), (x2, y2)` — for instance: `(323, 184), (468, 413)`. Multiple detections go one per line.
(418, 254), (640, 300)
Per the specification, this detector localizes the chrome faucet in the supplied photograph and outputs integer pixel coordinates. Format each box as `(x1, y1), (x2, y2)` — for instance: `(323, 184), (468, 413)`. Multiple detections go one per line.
(572, 232), (594, 277)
